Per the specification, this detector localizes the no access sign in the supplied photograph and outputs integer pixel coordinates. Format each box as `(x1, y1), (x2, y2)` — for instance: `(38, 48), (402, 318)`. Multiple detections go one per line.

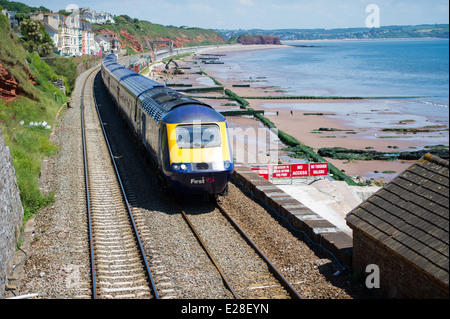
(291, 163), (309, 177)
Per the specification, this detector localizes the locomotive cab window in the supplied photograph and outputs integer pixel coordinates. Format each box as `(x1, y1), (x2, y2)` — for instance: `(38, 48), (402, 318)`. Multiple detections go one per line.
(175, 124), (221, 148)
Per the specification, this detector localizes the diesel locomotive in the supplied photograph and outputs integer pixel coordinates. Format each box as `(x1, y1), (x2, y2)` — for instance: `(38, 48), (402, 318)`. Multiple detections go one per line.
(101, 54), (234, 196)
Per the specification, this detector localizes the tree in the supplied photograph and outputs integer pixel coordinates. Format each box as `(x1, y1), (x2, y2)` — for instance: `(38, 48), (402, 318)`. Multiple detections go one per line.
(57, 10), (71, 17)
(19, 19), (54, 56)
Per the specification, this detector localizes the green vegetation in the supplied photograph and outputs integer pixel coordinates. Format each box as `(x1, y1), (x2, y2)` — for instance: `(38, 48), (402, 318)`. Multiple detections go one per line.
(220, 110), (264, 116)
(381, 126), (448, 133)
(95, 15), (226, 54)
(222, 84), (357, 184)
(219, 24), (449, 41)
(181, 87), (223, 93)
(314, 128), (355, 132)
(225, 89), (250, 108)
(19, 18), (54, 56)
(318, 147), (449, 161)
(242, 95), (363, 100)
(424, 144), (449, 149)
(1, 13), (68, 223)
(161, 52), (194, 64)
(45, 57), (84, 96)
(199, 71), (223, 87)
(0, 0), (50, 13)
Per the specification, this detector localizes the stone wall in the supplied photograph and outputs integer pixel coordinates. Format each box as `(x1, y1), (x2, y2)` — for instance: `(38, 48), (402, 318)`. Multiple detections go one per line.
(352, 228), (449, 299)
(0, 128), (24, 298)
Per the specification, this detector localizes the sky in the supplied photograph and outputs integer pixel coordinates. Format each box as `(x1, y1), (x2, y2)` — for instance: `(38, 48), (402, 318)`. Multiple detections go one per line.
(16, 0), (450, 30)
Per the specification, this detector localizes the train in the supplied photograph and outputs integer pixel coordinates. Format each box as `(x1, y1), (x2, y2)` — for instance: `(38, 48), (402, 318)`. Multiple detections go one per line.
(100, 54), (234, 196)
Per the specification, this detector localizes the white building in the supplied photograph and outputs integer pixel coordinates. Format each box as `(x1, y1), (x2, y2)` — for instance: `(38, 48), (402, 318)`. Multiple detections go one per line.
(80, 8), (114, 25)
(32, 13), (99, 56)
(94, 31), (120, 55)
(94, 35), (110, 53)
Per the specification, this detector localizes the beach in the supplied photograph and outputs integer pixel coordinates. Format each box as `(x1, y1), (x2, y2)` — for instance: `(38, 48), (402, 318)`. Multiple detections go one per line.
(146, 43), (448, 184)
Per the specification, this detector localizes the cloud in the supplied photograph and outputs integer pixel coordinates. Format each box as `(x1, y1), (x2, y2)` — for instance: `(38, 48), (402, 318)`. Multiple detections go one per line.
(236, 0), (255, 5)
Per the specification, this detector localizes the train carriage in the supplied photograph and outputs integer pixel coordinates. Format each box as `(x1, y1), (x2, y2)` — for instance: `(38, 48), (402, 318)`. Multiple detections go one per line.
(101, 54), (234, 196)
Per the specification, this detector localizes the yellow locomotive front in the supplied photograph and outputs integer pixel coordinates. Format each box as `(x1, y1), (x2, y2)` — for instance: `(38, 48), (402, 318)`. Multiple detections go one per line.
(159, 105), (234, 196)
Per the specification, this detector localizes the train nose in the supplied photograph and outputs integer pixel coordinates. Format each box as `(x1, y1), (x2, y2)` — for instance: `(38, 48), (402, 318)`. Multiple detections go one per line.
(168, 171), (231, 195)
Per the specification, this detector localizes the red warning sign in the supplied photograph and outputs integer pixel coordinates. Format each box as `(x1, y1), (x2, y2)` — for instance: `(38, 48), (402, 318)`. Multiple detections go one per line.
(273, 164), (291, 178)
(310, 163), (328, 176)
(291, 163), (309, 177)
(251, 167), (269, 180)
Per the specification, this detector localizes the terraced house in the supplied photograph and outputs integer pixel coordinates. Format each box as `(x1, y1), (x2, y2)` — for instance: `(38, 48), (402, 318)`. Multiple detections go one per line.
(31, 13), (97, 56)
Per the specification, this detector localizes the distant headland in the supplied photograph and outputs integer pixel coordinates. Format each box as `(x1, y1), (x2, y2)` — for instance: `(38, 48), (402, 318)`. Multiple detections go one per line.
(217, 24), (449, 41)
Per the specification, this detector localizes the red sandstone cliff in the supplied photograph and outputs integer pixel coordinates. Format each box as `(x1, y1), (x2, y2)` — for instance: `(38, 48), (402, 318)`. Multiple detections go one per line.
(237, 35), (281, 45)
(94, 21), (226, 54)
(0, 62), (36, 102)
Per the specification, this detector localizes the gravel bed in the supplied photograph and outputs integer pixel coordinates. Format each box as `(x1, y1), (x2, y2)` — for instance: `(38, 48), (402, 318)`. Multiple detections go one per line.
(16, 69), (94, 298)
(217, 183), (372, 299)
(183, 202), (291, 298)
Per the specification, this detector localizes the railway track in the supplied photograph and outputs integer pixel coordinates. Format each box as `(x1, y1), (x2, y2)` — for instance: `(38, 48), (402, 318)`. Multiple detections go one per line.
(178, 199), (302, 299)
(88, 67), (302, 299)
(81, 68), (157, 299)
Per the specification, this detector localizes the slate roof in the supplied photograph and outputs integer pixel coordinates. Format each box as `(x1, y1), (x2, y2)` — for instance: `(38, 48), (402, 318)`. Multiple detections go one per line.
(346, 153), (449, 286)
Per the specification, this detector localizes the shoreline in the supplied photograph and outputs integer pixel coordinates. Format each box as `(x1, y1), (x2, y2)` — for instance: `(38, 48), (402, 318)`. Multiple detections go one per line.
(149, 44), (448, 184)
(283, 37), (449, 44)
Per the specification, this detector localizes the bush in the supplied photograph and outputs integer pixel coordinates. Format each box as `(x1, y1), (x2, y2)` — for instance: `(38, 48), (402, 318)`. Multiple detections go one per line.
(19, 19), (54, 56)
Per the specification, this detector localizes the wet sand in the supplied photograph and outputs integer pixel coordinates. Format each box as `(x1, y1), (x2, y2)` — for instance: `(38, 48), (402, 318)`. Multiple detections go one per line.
(149, 44), (448, 184)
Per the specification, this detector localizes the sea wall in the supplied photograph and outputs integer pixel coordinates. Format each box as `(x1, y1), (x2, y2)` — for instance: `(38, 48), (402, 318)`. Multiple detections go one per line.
(0, 128), (24, 298)
(232, 163), (353, 269)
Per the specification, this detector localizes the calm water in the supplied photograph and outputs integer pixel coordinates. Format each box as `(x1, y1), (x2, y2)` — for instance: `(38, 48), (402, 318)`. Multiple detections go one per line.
(209, 39), (449, 124)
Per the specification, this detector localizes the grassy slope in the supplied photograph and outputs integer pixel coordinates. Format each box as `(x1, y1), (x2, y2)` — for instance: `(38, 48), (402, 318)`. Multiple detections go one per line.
(1, 13), (66, 222)
(94, 17), (226, 54)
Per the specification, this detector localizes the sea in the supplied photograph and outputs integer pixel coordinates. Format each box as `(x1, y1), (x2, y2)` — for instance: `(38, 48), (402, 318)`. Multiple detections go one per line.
(207, 38), (449, 128)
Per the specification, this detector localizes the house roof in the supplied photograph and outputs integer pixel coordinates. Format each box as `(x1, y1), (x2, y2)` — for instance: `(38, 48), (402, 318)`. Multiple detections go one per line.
(346, 153), (449, 285)
(43, 22), (58, 34)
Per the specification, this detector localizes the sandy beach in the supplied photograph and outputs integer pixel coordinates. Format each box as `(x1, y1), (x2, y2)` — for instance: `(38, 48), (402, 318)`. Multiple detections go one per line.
(148, 44), (448, 184)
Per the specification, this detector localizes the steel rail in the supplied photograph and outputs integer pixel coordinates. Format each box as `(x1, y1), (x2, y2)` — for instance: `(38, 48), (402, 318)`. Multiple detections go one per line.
(216, 200), (303, 299)
(82, 68), (158, 299)
(176, 202), (239, 299)
(91, 71), (159, 299)
(81, 69), (97, 299)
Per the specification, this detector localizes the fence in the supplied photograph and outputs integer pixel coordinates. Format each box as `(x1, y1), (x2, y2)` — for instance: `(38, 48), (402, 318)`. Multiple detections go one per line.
(251, 162), (329, 184)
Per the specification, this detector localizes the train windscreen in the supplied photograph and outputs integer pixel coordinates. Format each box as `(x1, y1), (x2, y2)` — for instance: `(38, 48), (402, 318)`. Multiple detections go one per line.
(175, 124), (221, 149)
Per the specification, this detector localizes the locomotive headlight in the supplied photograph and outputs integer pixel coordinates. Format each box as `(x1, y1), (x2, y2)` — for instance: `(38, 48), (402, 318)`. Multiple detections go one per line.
(224, 161), (231, 169)
(172, 163), (187, 171)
